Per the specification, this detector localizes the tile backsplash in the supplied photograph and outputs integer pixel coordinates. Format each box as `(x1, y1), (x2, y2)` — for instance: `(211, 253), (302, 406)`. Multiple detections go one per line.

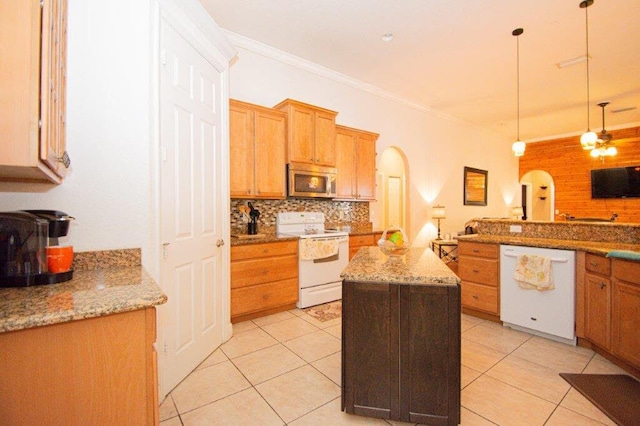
(230, 199), (369, 233)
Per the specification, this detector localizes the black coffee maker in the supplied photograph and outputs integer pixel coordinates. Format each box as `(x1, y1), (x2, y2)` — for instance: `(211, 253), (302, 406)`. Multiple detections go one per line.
(0, 210), (74, 287)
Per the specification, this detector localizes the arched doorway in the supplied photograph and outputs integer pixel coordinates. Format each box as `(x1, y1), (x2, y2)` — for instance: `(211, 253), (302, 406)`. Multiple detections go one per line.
(375, 147), (409, 231)
(520, 170), (555, 221)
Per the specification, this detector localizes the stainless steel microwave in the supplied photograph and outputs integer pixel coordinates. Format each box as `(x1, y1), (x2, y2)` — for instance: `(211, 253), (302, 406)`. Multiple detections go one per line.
(287, 163), (337, 198)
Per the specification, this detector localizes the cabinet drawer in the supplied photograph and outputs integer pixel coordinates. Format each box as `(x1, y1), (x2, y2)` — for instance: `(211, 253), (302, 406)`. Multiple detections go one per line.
(231, 240), (297, 261)
(350, 234), (375, 247)
(231, 255), (298, 288)
(461, 281), (498, 314)
(612, 258), (640, 285)
(458, 242), (498, 259)
(231, 278), (298, 317)
(585, 253), (611, 276)
(458, 257), (498, 286)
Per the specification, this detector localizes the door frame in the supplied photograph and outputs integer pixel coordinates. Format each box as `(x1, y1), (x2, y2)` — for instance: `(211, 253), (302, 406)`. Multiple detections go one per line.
(149, 0), (236, 399)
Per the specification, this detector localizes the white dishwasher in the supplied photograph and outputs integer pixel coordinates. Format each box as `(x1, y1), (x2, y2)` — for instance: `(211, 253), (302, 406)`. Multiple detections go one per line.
(500, 245), (576, 345)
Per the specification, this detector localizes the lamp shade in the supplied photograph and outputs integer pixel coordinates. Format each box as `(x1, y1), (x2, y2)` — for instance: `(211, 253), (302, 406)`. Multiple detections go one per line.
(512, 141), (525, 157)
(432, 205), (446, 219)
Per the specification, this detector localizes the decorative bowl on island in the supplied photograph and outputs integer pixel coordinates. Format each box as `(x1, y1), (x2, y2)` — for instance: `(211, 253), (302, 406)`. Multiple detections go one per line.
(377, 227), (410, 256)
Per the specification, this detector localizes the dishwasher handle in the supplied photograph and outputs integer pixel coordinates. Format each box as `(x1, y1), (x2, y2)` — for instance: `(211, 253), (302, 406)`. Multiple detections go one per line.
(502, 251), (569, 263)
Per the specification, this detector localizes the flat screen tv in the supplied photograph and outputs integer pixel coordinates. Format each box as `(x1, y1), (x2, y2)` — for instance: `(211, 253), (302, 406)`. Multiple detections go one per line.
(591, 166), (640, 199)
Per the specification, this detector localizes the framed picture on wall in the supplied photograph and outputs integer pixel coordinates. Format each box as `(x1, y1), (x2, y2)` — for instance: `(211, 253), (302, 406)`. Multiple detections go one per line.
(464, 167), (488, 206)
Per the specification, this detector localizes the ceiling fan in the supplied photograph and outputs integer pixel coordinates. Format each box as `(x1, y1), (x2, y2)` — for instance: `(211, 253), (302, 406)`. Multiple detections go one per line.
(590, 101), (617, 159)
(597, 101), (613, 143)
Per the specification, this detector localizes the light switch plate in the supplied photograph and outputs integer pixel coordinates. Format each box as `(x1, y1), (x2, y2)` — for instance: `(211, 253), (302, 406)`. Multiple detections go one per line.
(509, 225), (523, 233)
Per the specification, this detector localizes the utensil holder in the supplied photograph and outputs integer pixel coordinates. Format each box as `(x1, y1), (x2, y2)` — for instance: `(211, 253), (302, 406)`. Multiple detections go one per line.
(248, 222), (258, 235)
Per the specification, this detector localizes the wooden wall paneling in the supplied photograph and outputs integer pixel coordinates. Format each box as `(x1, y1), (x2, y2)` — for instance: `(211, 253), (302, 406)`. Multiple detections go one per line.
(519, 126), (640, 223)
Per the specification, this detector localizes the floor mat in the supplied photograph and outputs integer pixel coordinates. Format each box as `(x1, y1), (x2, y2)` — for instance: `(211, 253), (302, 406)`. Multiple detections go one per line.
(559, 373), (640, 426)
(303, 300), (342, 322)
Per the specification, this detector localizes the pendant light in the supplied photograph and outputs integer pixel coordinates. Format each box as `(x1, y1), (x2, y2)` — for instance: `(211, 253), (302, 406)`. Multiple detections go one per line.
(580, 0), (598, 150)
(512, 28), (525, 157)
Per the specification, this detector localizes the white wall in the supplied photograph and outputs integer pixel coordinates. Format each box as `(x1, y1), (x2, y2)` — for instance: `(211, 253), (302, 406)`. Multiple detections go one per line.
(226, 41), (521, 246)
(0, 1), (153, 263)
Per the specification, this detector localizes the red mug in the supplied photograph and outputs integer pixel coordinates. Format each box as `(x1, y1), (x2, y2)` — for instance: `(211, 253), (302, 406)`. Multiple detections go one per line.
(47, 246), (74, 273)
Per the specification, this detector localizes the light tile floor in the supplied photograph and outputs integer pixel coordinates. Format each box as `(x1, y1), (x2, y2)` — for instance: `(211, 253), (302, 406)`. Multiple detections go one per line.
(160, 309), (630, 425)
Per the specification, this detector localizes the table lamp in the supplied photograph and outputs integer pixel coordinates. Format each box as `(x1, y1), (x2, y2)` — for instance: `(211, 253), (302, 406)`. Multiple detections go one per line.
(432, 205), (446, 240)
(512, 206), (524, 220)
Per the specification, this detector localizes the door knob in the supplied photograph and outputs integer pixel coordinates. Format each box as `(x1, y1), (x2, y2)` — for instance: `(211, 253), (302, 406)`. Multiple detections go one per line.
(216, 239), (225, 247)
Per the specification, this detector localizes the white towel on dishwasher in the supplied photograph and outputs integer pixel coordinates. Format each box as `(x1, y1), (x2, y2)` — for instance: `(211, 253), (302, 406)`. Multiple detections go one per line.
(514, 254), (554, 290)
(299, 238), (339, 260)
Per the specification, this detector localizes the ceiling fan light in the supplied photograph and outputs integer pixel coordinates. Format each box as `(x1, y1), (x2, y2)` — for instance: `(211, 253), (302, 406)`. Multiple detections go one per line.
(590, 148), (601, 158)
(605, 146), (617, 156)
(512, 140), (525, 157)
(581, 131), (597, 149)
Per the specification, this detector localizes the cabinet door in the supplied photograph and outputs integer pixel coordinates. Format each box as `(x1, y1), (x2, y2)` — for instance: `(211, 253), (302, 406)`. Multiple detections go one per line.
(585, 273), (611, 350)
(355, 133), (377, 200)
(612, 280), (640, 367)
(335, 128), (357, 199)
(313, 110), (336, 166)
(41, 0), (68, 178)
(229, 103), (255, 197)
(400, 285), (460, 424)
(343, 281), (399, 419)
(288, 106), (315, 163)
(254, 110), (286, 198)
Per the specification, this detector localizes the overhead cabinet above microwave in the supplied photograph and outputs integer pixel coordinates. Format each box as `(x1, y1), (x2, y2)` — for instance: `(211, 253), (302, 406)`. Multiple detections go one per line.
(0, 0), (70, 183)
(274, 99), (338, 167)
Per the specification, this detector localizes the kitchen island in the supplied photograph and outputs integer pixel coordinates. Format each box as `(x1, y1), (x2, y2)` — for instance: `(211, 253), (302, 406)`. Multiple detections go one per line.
(341, 246), (460, 425)
(0, 249), (167, 425)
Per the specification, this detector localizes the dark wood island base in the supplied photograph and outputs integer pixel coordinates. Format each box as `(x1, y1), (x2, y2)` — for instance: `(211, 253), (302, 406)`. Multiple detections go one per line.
(340, 247), (461, 425)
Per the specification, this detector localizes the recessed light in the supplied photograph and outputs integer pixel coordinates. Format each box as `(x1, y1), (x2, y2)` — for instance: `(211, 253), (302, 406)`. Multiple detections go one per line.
(381, 33), (394, 42)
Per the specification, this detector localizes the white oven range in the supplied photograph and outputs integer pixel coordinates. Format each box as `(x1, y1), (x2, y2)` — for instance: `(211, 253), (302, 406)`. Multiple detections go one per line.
(277, 212), (349, 308)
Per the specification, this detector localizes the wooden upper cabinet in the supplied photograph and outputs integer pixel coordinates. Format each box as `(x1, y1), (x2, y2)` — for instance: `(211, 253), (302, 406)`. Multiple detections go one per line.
(0, 0), (69, 183)
(335, 125), (378, 200)
(274, 99), (338, 166)
(229, 99), (287, 199)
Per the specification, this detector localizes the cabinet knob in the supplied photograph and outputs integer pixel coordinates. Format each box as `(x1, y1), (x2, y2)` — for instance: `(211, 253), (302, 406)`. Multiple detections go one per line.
(472, 295), (479, 300)
(600, 282), (606, 289)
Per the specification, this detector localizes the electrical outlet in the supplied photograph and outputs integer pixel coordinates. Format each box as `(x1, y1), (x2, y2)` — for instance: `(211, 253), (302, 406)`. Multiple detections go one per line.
(509, 225), (522, 233)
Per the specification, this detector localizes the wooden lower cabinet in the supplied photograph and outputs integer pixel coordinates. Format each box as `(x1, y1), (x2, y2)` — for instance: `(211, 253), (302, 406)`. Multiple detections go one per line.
(342, 281), (460, 425)
(578, 254), (640, 374)
(584, 271), (611, 350)
(231, 240), (298, 322)
(611, 259), (640, 368)
(457, 241), (499, 318)
(0, 308), (159, 425)
(348, 234), (375, 260)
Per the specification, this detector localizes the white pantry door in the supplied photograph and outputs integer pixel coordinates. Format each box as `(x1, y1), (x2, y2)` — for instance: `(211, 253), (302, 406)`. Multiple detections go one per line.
(159, 19), (224, 392)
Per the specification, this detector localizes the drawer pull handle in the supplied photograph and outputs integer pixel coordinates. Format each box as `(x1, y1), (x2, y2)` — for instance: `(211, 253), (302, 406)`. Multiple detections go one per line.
(472, 269), (479, 273)
(472, 249), (480, 253)
(472, 295), (479, 300)
(530, 317), (537, 321)
(600, 282), (607, 289)
(589, 262), (598, 267)
(262, 270), (268, 275)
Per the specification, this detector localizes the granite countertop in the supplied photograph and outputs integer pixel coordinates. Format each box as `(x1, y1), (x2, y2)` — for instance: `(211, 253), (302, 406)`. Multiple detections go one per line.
(0, 249), (167, 334)
(230, 233), (299, 247)
(457, 234), (640, 256)
(341, 246), (460, 286)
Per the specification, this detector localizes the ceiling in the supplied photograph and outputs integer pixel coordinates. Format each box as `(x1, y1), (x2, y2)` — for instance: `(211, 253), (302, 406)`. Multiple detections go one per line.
(201, 0), (640, 142)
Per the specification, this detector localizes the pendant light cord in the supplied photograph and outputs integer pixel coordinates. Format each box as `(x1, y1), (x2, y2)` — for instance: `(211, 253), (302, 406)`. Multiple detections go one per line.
(585, 1), (591, 131)
(517, 33), (521, 141)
